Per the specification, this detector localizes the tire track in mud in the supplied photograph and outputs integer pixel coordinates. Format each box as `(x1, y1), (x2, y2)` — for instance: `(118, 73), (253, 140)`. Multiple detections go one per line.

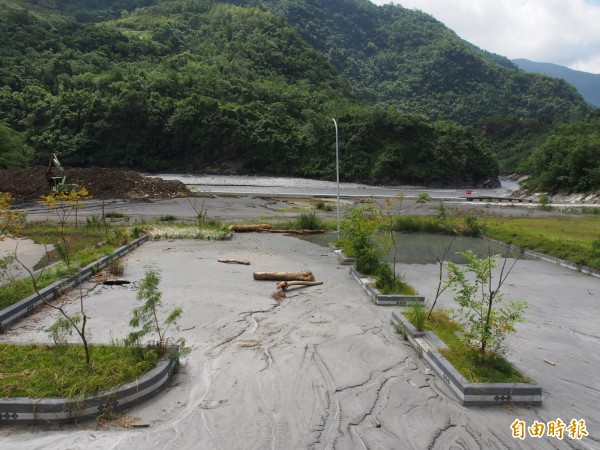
(244, 296), (336, 450)
(344, 356), (421, 447)
(310, 345), (341, 450)
(125, 302), (284, 449)
(348, 375), (400, 448)
(198, 295), (319, 449)
(198, 303), (282, 448)
(309, 349), (414, 449)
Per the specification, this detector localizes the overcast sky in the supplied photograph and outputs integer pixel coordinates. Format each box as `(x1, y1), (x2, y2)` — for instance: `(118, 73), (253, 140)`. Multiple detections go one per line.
(370, 0), (600, 74)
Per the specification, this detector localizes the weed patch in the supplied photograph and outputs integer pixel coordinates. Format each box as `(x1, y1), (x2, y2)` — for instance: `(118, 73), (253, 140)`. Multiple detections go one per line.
(142, 223), (230, 240)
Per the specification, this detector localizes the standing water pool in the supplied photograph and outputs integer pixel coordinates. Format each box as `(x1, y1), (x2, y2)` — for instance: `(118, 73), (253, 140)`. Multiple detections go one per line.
(298, 232), (533, 265)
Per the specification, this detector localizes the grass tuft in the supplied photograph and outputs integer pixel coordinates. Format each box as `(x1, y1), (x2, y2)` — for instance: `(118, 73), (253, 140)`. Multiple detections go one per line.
(297, 212), (324, 230)
(142, 224), (229, 240)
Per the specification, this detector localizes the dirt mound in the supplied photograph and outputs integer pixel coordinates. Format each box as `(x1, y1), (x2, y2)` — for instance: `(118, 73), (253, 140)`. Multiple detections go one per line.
(0, 167), (190, 202)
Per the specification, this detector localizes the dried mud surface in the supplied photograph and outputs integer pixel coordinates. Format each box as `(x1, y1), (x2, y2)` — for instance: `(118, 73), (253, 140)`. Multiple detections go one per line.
(0, 167), (190, 202)
(2, 235), (597, 449)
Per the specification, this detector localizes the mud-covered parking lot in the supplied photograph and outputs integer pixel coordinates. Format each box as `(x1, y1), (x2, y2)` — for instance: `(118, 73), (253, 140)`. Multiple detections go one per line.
(1, 232), (598, 449)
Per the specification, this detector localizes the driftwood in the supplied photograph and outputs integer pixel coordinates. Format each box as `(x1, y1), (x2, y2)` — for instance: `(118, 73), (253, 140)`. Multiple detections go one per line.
(218, 259), (251, 265)
(261, 229), (325, 235)
(253, 271), (315, 282)
(103, 279), (132, 286)
(230, 224), (324, 235)
(276, 280), (324, 291)
(231, 224), (271, 232)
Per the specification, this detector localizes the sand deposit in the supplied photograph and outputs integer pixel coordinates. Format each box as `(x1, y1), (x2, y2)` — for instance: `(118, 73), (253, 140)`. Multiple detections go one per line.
(1, 234), (598, 449)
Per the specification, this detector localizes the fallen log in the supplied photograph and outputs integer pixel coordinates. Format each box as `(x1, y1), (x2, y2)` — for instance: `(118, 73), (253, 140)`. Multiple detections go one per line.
(253, 271), (315, 282)
(276, 280), (324, 291)
(231, 224), (272, 232)
(218, 259), (251, 265)
(259, 229), (325, 235)
(103, 279), (132, 286)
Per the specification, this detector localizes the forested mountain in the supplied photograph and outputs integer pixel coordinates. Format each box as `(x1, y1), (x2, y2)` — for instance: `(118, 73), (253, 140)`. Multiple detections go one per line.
(513, 58), (600, 108)
(1, 0), (597, 189)
(247, 0), (589, 123)
(472, 115), (556, 174)
(0, 0), (499, 186)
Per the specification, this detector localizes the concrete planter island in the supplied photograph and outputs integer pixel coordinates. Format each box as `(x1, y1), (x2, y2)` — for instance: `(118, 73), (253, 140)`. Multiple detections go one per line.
(0, 236), (148, 329)
(0, 348), (179, 425)
(391, 311), (543, 406)
(349, 267), (425, 306)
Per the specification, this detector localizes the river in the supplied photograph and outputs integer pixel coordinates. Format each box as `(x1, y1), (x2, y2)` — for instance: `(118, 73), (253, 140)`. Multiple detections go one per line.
(153, 174), (520, 199)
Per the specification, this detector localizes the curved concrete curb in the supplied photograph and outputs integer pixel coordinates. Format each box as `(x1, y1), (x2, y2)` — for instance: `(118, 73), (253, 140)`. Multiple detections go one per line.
(391, 312), (542, 406)
(350, 267), (425, 306)
(0, 236), (148, 329)
(0, 348), (178, 425)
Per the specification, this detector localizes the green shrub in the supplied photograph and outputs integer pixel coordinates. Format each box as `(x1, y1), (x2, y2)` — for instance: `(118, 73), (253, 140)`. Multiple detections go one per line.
(107, 260), (125, 276)
(315, 200), (333, 211)
(538, 194), (552, 211)
(462, 214), (481, 237)
(131, 226), (142, 238)
(85, 215), (102, 229)
(394, 216), (455, 234)
(374, 263), (417, 295)
(375, 263), (394, 290)
(297, 212), (323, 230)
(105, 211), (126, 219)
(108, 228), (131, 246)
(340, 206), (382, 275)
(407, 301), (427, 331)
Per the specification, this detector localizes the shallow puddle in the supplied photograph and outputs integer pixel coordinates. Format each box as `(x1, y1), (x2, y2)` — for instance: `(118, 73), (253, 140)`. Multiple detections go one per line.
(297, 232), (533, 264)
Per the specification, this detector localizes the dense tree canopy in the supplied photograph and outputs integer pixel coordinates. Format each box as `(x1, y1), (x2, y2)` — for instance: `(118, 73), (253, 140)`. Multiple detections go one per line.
(521, 111), (600, 193)
(474, 115), (558, 173)
(250, 0), (590, 123)
(0, 122), (32, 168)
(3, 0), (595, 189)
(0, 0), (501, 186)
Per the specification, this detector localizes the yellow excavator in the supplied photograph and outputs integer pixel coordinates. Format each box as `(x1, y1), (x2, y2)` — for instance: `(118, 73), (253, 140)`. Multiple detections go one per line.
(47, 153), (79, 192)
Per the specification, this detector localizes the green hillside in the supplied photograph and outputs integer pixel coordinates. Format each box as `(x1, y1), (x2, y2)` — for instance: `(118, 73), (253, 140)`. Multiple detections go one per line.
(252, 0), (590, 123)
(521, 111), (600, 193)
(0, 0), (499, 186)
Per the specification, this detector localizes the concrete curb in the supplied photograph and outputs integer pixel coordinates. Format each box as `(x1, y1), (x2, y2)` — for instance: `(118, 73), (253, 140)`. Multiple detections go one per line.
(483, 236), (600, 279)
(391, 312), (543, 406)
(328, 243), (354, 265)
(0, 346), (178, 425)
(0, 236), (148, 329)
(349, 267), (425, 306)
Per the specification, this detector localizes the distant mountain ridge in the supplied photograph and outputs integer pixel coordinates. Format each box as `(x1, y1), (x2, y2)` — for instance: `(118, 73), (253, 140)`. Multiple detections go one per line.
(0, 0), (596, 189)
(513, 58), (600, 108)
(248, 0), (589, 123)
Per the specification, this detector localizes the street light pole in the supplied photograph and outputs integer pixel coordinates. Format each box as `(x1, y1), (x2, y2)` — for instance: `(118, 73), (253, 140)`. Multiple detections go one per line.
(332, 118), (340, 236)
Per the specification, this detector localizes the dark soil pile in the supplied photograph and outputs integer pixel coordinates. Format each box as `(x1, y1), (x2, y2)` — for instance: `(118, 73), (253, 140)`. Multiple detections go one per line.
(0, 167), (190, 202)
